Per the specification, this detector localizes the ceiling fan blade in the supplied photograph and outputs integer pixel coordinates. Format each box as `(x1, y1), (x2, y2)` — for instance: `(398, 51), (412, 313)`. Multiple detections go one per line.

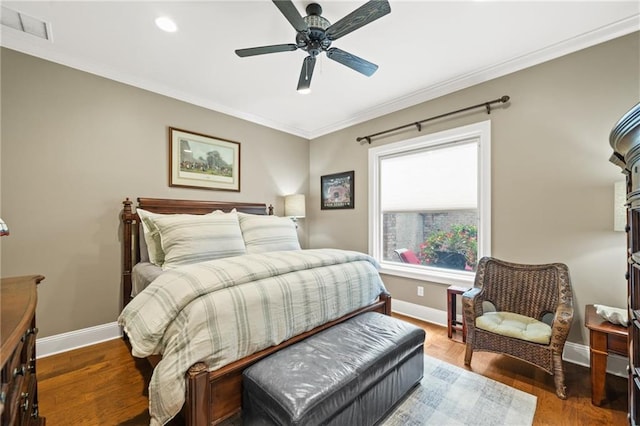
(235, 44), (298, 57)
(326, 48), (378, 77)
(326, 0), (391, 41)
(297, 56), (316, 91)
(272, 0), (308, 32)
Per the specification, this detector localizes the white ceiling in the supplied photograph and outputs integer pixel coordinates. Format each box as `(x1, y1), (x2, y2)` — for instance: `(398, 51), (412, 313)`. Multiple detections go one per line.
(1, 1), (638, 139)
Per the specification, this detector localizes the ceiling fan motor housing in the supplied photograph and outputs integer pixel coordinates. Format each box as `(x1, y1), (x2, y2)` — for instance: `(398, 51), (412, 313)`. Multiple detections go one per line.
(297, 3), (331, 57)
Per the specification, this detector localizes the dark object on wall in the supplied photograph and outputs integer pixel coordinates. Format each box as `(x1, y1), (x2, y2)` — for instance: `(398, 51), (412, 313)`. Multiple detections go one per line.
(608, 101), (640, 424)
(235, 1), (391, 92)
(321, 170), (354, 210)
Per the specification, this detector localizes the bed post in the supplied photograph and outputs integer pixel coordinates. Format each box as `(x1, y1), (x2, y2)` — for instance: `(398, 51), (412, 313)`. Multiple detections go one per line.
(185, 363), (210, 426)
(122, 198), (135, 310)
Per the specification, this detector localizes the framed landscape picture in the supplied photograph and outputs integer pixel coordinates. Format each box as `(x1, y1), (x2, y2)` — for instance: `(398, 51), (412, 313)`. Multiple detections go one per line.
(321, 170), (354, 210)
(169, 127), (240, 191)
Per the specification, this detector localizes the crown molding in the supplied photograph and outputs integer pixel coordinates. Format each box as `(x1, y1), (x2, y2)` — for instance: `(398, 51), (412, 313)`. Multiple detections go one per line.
(306, 15), (640, 139)
(2, 14), (638, 140)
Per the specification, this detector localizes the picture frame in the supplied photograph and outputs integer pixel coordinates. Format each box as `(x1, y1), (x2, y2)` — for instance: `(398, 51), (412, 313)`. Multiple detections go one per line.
(321, 170), (354, 210)
(169, 127), (241, 191)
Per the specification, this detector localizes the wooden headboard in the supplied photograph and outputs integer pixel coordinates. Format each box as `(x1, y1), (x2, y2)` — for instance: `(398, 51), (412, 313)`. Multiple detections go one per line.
(120, 197), (273, 309)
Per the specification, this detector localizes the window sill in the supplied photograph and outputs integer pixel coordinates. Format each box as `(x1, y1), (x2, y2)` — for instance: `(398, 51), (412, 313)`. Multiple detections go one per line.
(378, 261), (475, 287)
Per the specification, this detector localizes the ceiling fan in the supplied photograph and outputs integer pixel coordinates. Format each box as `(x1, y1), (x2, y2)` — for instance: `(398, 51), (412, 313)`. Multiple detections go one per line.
(235, 0), (391, 93)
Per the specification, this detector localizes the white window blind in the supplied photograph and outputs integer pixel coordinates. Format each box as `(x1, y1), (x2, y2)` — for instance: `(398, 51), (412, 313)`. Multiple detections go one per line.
(380, 140), (478, 212)
(368, 120), (491, 285)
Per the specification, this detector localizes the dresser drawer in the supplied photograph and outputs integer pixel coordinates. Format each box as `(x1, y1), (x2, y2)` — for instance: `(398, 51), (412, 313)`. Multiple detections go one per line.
(3, 339), (24, 390)
(3, 374), (25, 425)
(1, 275), (45, 426)
(2, 339), (30, 426)
(2, 341), (32, 426)
(609, 332), (629, 356)
(21, 331), (36, 377)
(19, 375), (38, 426)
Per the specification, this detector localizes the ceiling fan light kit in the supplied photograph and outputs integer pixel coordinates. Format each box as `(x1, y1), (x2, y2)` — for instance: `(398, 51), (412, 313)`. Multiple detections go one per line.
(235, 0), (391, 92)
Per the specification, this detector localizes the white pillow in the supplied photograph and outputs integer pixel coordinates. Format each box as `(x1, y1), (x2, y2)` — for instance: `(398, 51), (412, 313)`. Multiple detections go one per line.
(594, 304), (628, 326)
(238, 212), (301, 254)
(154, 211), (246, 269)
(136, 208), (165, 266)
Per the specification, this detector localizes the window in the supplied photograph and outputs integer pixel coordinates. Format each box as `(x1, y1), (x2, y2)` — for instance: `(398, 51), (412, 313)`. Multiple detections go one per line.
(368, 120), (491, 286)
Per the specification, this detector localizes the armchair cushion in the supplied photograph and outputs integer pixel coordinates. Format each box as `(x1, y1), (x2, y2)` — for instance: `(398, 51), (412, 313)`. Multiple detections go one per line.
(476, 311), (552, 344)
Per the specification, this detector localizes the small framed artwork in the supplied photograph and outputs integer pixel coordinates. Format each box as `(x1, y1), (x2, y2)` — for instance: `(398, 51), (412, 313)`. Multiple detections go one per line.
(169, 127), (240, 191)
(321, 170), (354, 210)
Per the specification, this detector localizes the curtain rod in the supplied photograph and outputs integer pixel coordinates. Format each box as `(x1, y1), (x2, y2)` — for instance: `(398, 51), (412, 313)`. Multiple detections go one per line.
(356, 95), (510, 144)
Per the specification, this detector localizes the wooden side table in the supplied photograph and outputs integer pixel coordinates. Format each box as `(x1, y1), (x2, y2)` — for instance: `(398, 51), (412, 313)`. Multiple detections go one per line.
(584, 304), (628, 406)
(447, 285), (470, 342)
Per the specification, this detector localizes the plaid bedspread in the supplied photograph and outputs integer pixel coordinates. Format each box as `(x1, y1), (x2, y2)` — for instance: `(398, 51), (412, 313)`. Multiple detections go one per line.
(118, 249), (387, 425)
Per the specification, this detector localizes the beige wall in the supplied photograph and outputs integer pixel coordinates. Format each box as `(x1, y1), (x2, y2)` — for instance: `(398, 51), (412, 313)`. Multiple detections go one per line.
(0, 48), (309, 338)
(309, 32), (640, 346)
(2, 32), (638, 347)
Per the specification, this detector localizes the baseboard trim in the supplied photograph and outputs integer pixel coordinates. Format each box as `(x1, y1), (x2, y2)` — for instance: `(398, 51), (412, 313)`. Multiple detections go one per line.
(392, 298), (448, 326)
(36, 303), (631, 378)
(36, 322), (122, 359)
(563, 340), (628, 378)
(392, 299), (628, 377)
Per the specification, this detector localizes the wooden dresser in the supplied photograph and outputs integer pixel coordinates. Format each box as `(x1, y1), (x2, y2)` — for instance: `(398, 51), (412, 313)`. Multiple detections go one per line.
(609, 102), (640, 425)
(0, 275), (45, 426)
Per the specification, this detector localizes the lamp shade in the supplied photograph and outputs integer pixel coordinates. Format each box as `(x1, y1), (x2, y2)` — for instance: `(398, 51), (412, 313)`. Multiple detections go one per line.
(284, 194), (306, 218)
(614, 180), (626, 232)
(0, 218), (9, 236)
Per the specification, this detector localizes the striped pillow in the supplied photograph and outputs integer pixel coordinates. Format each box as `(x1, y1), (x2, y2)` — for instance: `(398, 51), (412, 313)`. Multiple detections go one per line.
(154, 211), (246, 269)
(136, 208), (165, 266)
(238, 213), (301, 254)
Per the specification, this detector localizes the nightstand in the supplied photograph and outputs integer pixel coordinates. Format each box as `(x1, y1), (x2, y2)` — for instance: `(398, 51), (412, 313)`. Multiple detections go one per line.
(447, 285), (469, 342)
(584, 304), (628, 406)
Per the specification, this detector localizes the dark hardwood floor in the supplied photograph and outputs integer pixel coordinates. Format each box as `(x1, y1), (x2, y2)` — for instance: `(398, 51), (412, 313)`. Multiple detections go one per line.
(37, 314), (627, 425)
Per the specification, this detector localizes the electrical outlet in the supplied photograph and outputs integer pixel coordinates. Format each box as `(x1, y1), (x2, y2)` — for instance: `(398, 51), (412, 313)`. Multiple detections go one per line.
(417, 286), (424, 297)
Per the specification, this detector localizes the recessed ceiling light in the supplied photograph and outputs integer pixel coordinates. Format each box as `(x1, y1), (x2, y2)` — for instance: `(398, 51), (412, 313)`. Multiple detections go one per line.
(155, 16), (177, 33)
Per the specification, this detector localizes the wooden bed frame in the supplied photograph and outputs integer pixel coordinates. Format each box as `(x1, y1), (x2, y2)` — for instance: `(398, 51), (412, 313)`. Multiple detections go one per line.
(121, 197), (392, 425)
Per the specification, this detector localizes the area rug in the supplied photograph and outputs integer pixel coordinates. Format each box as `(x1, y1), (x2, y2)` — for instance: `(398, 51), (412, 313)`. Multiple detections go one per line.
(379, 355), (537, 426)
(222, 355), (537, 426)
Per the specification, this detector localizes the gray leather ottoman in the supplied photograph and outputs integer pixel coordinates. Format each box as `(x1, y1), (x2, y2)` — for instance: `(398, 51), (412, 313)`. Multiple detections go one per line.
(242, 312), (425, 426)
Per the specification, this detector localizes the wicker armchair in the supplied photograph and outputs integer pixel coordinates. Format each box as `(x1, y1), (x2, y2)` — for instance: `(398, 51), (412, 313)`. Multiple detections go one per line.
(462, 257), (574, 399)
